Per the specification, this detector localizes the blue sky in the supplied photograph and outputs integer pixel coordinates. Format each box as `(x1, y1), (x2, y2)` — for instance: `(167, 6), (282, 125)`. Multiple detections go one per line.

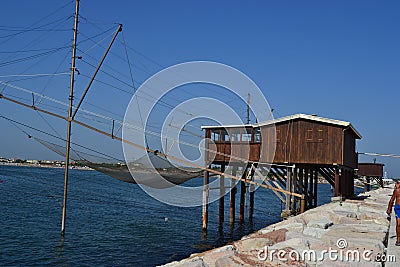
(0, 1), (399, 176)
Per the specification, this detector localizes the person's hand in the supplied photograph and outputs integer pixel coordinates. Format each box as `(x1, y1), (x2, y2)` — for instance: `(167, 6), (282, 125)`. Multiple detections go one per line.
(387, 209), (391, 215)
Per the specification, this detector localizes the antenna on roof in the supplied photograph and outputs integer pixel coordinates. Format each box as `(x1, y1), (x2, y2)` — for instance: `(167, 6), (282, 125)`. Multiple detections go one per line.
(246, 93), (250, 124)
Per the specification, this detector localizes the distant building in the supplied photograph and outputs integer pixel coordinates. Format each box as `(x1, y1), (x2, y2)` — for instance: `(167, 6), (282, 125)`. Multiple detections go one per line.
(26, 159), (39, 164)
(40, 160), (55, 164)
(10, 158), (25, 163)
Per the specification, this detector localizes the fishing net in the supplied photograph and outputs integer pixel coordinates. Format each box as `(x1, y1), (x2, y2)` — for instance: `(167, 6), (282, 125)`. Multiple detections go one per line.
(35, 138), (203, 188)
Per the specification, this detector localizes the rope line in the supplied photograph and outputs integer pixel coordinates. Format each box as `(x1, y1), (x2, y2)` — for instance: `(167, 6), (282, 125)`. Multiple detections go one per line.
(0, 92), (292, 169)
(0, 72), (69, 78)
(0, 97), (300, 197)
(0, 114), (123, 162)
(359, 152), (400, 159)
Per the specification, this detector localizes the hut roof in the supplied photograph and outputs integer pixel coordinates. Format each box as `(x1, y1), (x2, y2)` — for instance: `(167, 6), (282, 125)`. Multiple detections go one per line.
(202, 113), (362, 139)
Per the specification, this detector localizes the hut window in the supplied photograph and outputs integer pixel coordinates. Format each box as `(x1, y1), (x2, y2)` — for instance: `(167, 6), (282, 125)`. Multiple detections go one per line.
(306, 129), (324, 143)
(306, 129), (313, 141)
(211, 130), (220, 141)
(222, 130), (230, 141)
(230, 129), (241, 142)
(242, 129), (252, 142)
(317, 129), (324, 143)
(276, 129), (281, 142)
(254, 128), (261, 143)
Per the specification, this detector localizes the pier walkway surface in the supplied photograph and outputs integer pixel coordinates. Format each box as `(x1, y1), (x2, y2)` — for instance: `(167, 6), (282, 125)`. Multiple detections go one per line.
(161, 187), (398, 266)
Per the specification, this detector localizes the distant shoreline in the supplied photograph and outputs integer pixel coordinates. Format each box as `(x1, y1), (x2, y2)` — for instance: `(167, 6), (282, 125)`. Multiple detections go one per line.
(0, 162), (93, 171)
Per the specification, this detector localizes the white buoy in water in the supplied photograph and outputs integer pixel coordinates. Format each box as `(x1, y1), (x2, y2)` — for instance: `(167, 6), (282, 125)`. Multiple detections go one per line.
(164, 217), (168, 222)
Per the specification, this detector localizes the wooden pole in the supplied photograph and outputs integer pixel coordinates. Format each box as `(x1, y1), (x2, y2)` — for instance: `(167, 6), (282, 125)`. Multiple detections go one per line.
(0, 92), (303, 199)
(202, 168), (210, 232)
(246, 93), (250, 124)
(249, 165), (256, 221)
(230, 166), (237, 225)
(309, 169), (314, 208)
(239, 180), (246, 223)
(342, 170), (346, 197)
(285, 167), (292, 211)
(346, 171), (349, 196)
(313, 169), (318, 207)
(239, 166), (247, 223)
(249, 186), (254, 221)
(300, 194), (305, 214)
(304, 168), (309, 210)
(218, 164), (225, 227)
(72, 24), (122, 119)
(291, 167), (297, 212)
(297, 168), (304, 213)
(334, 167), (340, 197)
(1, 87), (303, 200)
(61, 0), (79, 237)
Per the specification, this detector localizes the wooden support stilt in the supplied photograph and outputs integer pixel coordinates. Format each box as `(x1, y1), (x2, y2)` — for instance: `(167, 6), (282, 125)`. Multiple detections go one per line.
(351, 171), (354, 195)
(349, 171), (352, 196)
(249, 179), (255, 221)
(285, 167), (292, 211)
(334, 167), (340, 197)
(239, 166), (247, 223)
(230, 166), (237, 225)
(350, 171), (353, 195)
(347, 171), (350, 196)
(343, 170), (347, 197)
(366, 177), (370, 191)
(309, 169), (314, 208)
(298, 168), (304, 212)
(202, 168), (210, 232)
(291, 167), (297, 212)
(341, 170), (346, 197)
(304, 168), (309, 210)
(313, 170), (318, 207)
(218, 164), (225, 227)
(239, 180), (246, 223)
(300, 194), (305, 213)
(350, 171), (355, 196)
(248, 163), (256, 221)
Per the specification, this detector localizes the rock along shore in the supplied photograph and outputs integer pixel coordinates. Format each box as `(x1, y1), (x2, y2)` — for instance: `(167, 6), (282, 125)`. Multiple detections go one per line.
(0, 162), (93, 170)
(161, 186), (396, 267)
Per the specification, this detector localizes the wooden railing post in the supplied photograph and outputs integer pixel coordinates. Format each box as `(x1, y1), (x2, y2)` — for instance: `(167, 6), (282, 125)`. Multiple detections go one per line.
(300, 194), (306, 214)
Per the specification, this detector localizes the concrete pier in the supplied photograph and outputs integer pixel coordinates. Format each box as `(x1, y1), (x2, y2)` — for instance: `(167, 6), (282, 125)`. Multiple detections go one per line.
(386, 204), (400, 267)
(161, 186), (397, 266)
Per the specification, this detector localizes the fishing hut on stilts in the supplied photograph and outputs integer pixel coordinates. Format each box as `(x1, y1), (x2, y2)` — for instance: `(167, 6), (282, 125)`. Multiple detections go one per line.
(201, 114), (362, 232)
(357, 162), (385, 191)
(0, 1), (364, 236)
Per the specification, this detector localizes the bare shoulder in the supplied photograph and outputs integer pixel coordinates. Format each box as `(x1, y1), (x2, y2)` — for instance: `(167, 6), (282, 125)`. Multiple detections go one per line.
(394, 188), (400, 196)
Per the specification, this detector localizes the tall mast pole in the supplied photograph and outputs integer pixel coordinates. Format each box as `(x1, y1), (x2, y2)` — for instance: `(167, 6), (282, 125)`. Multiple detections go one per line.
(246, 93), (250, 124)
(61, 0), (79, 237)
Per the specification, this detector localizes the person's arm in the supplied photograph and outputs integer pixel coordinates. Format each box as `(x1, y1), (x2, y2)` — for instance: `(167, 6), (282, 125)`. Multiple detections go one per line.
(387, 190), (396, 215)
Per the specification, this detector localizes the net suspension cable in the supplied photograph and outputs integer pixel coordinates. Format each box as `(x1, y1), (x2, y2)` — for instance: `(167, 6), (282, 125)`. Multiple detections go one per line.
(0, 93), (301, 197)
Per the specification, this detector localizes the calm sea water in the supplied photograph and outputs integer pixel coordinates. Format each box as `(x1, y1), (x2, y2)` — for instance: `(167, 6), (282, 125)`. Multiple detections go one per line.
(0, 165), (362, 266)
